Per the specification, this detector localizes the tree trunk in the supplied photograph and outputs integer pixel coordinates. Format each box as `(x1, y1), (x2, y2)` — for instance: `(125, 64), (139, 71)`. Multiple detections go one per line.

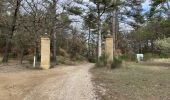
(115, 10), (119, 49)
(53, 32), (57, 65)
(33, 42), (38, 68)
(33, 48), (37, 68)
(2, 38), (10, 63)
(20, 49), (24, 64)
(97, 4), (102, 59)
(151, 39), (154, 54)
(167, 2), (170, 20)
(2, 0), (21, 63)
(87, 27), (91, 58)
(112, 10), (117, 56)
(51, 0), (57, 65)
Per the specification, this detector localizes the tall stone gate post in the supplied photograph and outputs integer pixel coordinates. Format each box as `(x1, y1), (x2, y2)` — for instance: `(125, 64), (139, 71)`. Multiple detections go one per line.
(41, 36), (50, 69)
(105, 34), (113, 62)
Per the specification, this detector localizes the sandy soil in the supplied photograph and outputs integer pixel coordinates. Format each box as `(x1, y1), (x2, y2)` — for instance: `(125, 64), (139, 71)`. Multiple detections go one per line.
(0, 63), (97, 100)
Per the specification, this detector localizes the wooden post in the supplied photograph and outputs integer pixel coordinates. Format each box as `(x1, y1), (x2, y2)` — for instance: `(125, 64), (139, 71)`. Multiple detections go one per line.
(41, 36), (50, 69)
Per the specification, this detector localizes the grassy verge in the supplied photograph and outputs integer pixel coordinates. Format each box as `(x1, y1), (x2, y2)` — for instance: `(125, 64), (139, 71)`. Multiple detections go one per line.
(91, 63), (170, 100)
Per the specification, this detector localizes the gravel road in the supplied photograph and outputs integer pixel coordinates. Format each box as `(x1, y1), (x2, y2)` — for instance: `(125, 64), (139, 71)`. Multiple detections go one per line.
(0, 63), (97, 100)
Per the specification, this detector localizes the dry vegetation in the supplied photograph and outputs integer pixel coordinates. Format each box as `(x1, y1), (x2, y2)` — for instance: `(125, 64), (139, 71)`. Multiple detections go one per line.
(91, 62), (170, 100)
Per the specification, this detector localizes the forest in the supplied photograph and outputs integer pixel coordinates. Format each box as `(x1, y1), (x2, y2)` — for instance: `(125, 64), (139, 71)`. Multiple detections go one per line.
(0, 0), (170, 66)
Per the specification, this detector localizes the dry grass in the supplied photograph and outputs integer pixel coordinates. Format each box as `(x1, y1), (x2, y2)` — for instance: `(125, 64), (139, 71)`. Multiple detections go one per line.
(91, 62), (170, 100)
(150, 58), (170, 63)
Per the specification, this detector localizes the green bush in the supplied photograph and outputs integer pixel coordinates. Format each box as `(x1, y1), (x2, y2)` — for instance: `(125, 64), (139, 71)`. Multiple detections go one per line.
(155, 38), (170, 52)
(75, 55), (86, 61)
(145, 53), (161, 61)
(159, 53), (170, 58)
(28, 58), (33, 64)
(8, 53), (17, 58)
(144, 53), (154, 61)
(111, 57), (123, 69)
(88, 57), (96, 63)
(59, 48), (70, 58)
(120, 54), (136, 61)
(27, 55), (40, 64)
(57, 56), (74, 65)
(95, 54), (123, 69)
(95, 54), (109, 67)
(22, 55), (32, 64)
(144, 53), (170, 61)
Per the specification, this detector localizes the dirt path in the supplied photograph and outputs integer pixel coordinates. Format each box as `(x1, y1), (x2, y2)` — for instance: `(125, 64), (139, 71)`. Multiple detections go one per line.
(0, 63), (97, 100)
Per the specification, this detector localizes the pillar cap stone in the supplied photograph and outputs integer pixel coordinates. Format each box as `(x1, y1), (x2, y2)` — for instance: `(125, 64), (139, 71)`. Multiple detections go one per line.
(41, 33), (50, 38)
(105, 33), (112, 38)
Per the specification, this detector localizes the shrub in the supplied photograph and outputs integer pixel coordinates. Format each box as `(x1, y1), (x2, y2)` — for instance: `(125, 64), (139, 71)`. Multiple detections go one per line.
(144, 53), (170, 61)
(28, 58), (33, 64)
(111, 57), (123, 69)
(88, 57), (96, 63)
(26, 55), (40, 64)
(96, 54), (123, 69)
(23, 55), (33, 64)
(95, 54), (123, 69)
(120, 50), (136, 61)
(59, 48), (70, 58)
(95, 54), (109, 67)
(144, 53), (154, 61)
(120, 54), (136, 61)
(8, 53), (17, 58)
(155, 38), (170, 51)
(159, 53), (170, 58)
(75, 55), (86, 61)
(57, 56), (74, 65)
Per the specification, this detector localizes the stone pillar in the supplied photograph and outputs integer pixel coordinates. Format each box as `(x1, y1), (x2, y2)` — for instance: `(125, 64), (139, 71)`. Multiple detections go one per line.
(105, 34), (113, 62)
(41, 37), (50, 69)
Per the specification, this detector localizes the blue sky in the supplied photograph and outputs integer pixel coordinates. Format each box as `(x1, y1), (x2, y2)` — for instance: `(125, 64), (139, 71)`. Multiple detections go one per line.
(142, 0), (151, 12)
(120, 0), (152, 32)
